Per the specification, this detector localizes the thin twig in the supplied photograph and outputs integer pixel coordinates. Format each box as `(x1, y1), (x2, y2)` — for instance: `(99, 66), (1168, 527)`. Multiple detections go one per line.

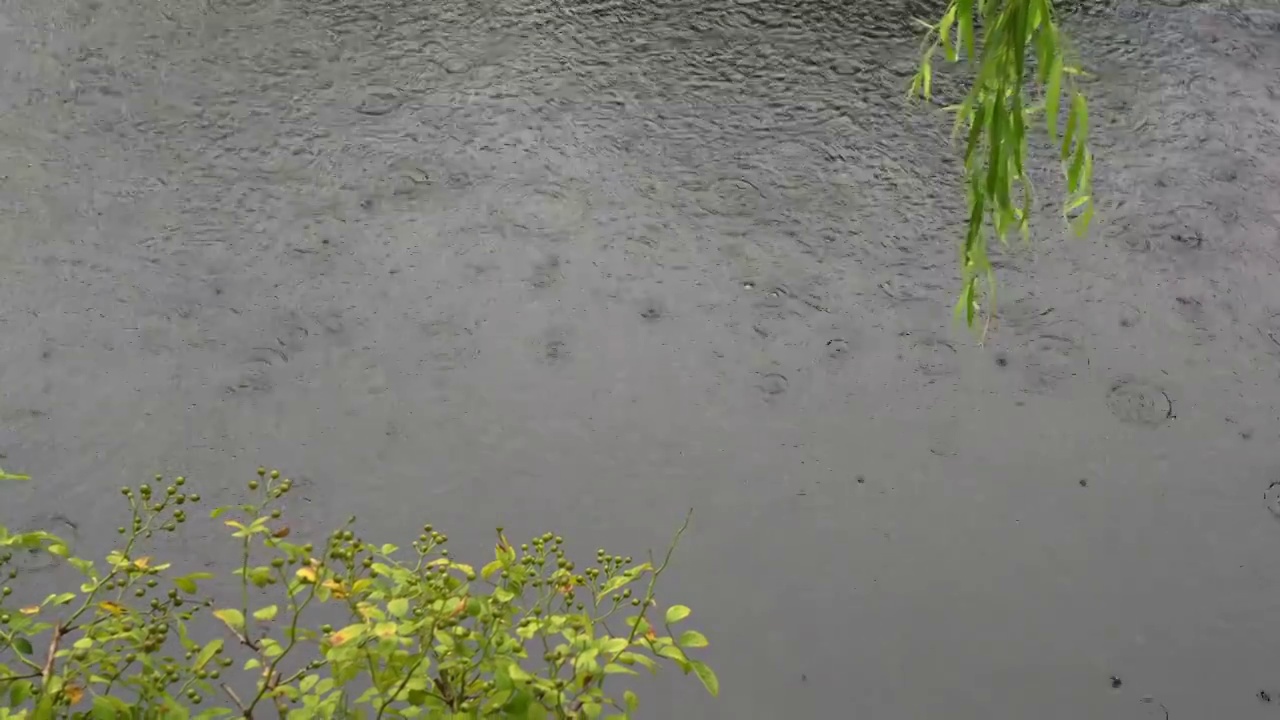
(610, 509), (693, 663)
(40, 624), (65, 685)
(221, 683), (249, 715)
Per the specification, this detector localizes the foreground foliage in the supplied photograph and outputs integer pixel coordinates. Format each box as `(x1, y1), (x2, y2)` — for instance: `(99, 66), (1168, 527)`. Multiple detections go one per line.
(913, 0), (1095, 329)
(0, 469), (715, 719)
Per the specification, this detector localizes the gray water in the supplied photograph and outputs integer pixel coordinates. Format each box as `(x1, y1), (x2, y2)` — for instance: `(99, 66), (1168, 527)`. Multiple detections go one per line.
(3, 0), (1280, 716)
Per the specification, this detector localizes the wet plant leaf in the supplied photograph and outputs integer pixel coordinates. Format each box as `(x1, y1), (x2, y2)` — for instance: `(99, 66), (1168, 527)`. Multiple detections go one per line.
(915, 0), (1093, 326)
(678, 630), (709, 648)
(691, 660), (720, 697)
(212, 608), (244, 633)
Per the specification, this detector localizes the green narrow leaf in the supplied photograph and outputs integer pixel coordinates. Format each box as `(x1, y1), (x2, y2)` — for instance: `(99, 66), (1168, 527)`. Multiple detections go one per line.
(690, 660), (720, 697)
(939, 6), (957, 62)
(1072, 92), (1089, 147)
(664, 605), (691, 624)
(624, 690), (639, 714)
(1075, 200), (1095, 236)
(1010, 93), (1027, 180)
(1046, 61), (1063, 139)
(962, 110), (984, 176)
(959, 0), (975, 60)
(194, 639), (223, 671)
(1064, 194), (1090, 214)
(252, 605), (278, 622)
(1061, 98), (1078, 160)
(1067, 146), (1086, 194)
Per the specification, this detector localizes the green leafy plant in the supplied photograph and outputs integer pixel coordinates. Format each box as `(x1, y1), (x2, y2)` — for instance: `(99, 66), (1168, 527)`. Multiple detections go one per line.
(0, 469), (715, 719)
(913, 0), (1094, 330)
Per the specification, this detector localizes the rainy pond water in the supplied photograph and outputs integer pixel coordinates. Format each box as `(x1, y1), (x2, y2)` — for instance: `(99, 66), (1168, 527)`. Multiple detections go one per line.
(3, 0), (1280, 715)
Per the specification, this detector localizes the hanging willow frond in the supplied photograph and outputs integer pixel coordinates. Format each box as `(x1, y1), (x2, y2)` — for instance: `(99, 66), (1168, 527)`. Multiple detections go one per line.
(912, 0), (1094, 329)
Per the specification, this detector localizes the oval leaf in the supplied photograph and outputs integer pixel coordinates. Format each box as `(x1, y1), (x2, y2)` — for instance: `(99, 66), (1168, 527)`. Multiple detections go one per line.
(213, 608), (245, 633)
(664, 605), (691, 624)
(691, 660), (719, 697)
(678, 630), (709, 648)
(387, 598), (409, 619)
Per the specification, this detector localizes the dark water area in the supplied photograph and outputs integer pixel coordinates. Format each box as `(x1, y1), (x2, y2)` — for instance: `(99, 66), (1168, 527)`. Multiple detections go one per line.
(2, 0), (1280, 716)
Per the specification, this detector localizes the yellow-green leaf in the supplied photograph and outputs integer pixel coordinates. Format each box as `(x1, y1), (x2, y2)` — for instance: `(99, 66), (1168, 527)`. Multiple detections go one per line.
(664, 605), (691, 624)
(212, 608), (244, 633)
(507, 663), (532, 683)
(328, 624), (366, 647)
(387, 597), (409, 619)
(655, 644), (689, 671)
(678, 630), (708, 648)
(174, 572), (214, 595)
(253, 605), (278, 622)
(616, 652), (657, 673)
(599, 637), (628, 655)
(691, 660), (719, 697)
